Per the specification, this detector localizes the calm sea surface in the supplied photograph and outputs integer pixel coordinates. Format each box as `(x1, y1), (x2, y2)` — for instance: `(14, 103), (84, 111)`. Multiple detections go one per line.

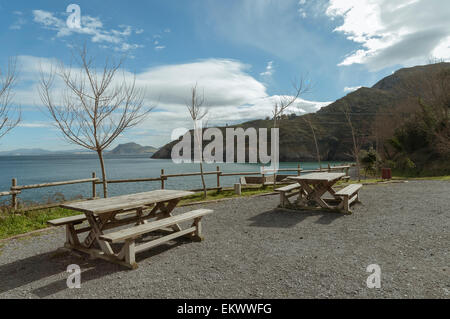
(0, 154), (344, 203)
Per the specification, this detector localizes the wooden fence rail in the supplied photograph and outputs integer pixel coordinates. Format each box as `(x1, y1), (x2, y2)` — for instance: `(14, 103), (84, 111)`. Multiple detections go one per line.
(11, 178), (100, 191)
(0, 164), (350, 211)
(1, 177), (100, 210)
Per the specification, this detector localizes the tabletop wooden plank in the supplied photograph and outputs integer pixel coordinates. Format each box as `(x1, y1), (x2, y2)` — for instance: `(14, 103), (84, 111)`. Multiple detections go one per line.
(288, 172), (345, 182)
(61, 190), (195, 214)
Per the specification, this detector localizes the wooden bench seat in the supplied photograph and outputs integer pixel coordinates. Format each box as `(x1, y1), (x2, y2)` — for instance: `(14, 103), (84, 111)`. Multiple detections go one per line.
(48, 214), (87, 226)
(99, 209), (214, 269)
(335, 184), (362, 214)
(275, 183), (302, 208)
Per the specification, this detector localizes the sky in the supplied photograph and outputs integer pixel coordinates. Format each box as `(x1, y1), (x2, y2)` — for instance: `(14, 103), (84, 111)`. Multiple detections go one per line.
(0, 0), (449, 151)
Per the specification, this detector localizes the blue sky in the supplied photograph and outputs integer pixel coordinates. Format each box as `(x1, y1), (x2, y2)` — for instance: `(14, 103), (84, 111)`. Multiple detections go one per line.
(0, 0), (449, 150)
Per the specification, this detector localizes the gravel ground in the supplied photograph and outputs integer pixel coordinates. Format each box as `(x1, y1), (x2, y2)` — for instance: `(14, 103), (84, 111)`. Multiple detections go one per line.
(0, 180), (449, 299)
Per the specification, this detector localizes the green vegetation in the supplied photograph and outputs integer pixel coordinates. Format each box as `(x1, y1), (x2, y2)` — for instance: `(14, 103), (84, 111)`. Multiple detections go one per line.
(408, 175), (450, 181)
(360, 147), (379, 177)
(380, 66), (450, 177)
(109, 142), (158, 155)
(179, 185), (278, 205)
(0, 207), (79, 240)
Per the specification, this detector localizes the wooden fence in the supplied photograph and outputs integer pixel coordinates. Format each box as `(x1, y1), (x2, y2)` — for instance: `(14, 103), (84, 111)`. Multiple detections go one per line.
(0, 164), (350, 212)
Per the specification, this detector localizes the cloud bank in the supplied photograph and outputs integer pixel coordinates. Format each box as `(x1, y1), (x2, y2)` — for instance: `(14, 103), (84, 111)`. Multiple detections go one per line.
(32, 9), (143, 52)
(326, 0), (450, 70)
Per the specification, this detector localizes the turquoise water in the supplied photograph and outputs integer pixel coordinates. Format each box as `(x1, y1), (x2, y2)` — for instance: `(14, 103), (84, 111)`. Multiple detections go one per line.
(0, 154), (344, 203)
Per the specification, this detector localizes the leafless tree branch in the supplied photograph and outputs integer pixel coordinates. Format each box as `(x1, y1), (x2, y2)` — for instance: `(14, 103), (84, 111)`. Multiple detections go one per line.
(0, 57), (21, 140)
(186, 83), (209, 198)
(38, 46), (153, 197)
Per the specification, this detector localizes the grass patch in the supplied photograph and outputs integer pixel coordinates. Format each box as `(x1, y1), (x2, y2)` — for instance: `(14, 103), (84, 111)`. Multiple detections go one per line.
(179, 185), (278, 205)
(0, 207), (79, 240)
(407, 175), (450, 181)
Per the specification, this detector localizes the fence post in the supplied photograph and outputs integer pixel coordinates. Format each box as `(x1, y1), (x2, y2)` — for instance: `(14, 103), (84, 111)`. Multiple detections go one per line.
(328, 163), (331, 172)
(297, 164), (301, 176)
(161, 169), (165, 189)
(11, 178), (17, 210)
(92, 172), (97, 199)
(261, 165), (265, 187)
(234, 183), (242, 196)
(216, 166), (221, 191)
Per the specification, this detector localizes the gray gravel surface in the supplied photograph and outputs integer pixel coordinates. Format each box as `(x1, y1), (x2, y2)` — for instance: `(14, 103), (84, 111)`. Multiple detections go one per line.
(0, 180), (449, 299)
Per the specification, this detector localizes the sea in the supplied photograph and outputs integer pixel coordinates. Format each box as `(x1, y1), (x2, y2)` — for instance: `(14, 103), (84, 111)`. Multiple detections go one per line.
(0, 154), (345, 204)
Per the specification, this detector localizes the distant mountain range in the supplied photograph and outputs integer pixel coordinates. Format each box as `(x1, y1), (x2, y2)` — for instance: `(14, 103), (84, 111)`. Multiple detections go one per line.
(109, 143), (158, 155)
(0, 143), (159, 156)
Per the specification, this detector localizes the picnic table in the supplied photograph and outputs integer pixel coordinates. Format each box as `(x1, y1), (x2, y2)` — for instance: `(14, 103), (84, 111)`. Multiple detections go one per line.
(48, 190), (213, 269)
(288, 172), (345, 209)
(275, 172), (363, 213)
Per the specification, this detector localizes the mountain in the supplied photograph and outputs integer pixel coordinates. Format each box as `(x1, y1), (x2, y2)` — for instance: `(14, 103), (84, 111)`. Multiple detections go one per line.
(109, 143), (158, 155)
(0, 143), (158, 156)
(152, 63), (450, 164)
(0, 148), (95, 156)
(0, 148), (55, 156)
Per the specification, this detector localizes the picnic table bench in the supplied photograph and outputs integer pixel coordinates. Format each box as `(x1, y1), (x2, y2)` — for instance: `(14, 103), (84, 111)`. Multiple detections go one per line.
(48, 190), (213, 269)
(335, 184), (363, 213)
(282, 172), (362, 214)
(275, 183), (303, 207)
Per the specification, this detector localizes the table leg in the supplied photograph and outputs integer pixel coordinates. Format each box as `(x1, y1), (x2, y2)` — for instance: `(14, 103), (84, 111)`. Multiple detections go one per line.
(156, 199), (182, 232)
(135, 207), (148, 225)
(304, 181), (332, 209)
(83, 212), (115, 255)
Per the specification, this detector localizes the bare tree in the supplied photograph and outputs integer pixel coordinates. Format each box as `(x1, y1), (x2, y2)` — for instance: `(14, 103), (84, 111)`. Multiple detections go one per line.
(342, 103), (364, 181)
(272, 78), (310, 129)
(270, 77), (311, 186)
(39, 47), (152, 198)
(0, 58), (21, 140)
(186, 84), (209, 198)
(302, 114), (321, 169)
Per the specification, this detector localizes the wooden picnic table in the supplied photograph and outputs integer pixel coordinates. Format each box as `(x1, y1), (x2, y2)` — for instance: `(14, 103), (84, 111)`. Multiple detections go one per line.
(52, 189), (211, 268)
(288, 172), (346, 210)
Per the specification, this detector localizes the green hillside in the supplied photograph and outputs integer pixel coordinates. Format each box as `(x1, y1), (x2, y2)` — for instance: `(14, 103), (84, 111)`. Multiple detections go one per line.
(110, 143), (158, 155)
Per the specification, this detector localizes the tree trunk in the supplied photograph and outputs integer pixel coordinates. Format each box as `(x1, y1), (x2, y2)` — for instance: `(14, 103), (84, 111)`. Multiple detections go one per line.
(97, 150), (108, 198)
(310, 123), (321, 169)
(355, 155), (361, 182)
(199, 162), (207, 199)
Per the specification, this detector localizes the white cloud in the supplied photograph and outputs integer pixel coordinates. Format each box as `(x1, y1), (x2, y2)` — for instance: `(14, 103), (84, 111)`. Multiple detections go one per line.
(260, 61), (275, 78)
(14, 56), (331, 146)
(10, 11), (27, 30)
(18, 122), (53, 128)
(298, 0), (308, 18)
(326, 0), (450, 70)
(32, 9), (143, 52)
(343, 86), (362, 93)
